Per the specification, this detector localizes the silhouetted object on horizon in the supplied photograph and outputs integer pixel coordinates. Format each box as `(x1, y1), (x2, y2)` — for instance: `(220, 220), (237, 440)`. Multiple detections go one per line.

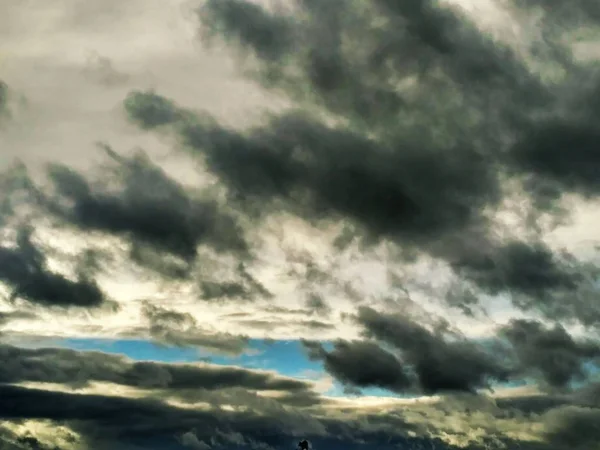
(298, 440), (310, 450)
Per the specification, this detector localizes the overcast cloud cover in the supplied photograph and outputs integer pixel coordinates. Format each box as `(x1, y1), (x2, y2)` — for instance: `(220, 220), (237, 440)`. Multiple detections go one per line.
(1, 0), (600, 448)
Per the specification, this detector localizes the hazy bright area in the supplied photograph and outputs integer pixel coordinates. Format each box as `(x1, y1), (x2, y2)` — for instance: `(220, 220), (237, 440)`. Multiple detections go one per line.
(1, 0), (600, 449)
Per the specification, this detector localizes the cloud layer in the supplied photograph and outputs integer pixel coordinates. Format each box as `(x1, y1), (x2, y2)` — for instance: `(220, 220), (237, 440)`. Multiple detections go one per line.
(1, 0), (600, 448)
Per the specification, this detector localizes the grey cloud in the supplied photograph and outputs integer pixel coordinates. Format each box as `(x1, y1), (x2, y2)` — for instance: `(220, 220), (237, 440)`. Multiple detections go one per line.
(234, 318), (334, 332)
(41, 145), (248, 265)
(189, 111), (499, 249)
(572, 381), (600, 408)
(0, 310), (37, 327)
(82, 53), (129, 87)
(180, 431), (212, 450)
(198, 0), (296, 62)
(453, 240), (582, 298)
(262, 306), (311, 315)
(5, 0), (600, 447)
(0, 344), (310, 393)
(0, 226), (107, 308)
(513, 0), (600, 27)
(0, 384), (470, 450)
(305, 293), (332, 317)
(126, 97), (505, 280)
(300, 320), (335, 331)
(199, 262), (272, 302)
(500, 319), (600, 388)
(302, 339), (412, 394)
(120, 72), (600, 332)
(200, 281), (247, 300)
(161, 0), (600, 330)
(0, 80), (8, 118)
(141, 303), (250, 355)
(494, 394), (573, 416)
(310, 307), (600, 396)
(356, 307), (510, 393)
(512, 119), (600, 201)
(0, 367), (588, 450)
(123, 90), (183, 130)
(0, 425), (75, 450)
(543, 406), (600, 450)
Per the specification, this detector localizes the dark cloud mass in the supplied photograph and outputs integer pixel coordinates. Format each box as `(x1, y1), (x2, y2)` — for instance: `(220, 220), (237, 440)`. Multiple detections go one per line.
(130, 100), (501, 252)
(42, 146), (248, 263)
(306, 307), (600, 396)
(355, 307), (511, 393)
(500, 319), (600, 388)
(121, 10), (599, 325)
(0, 344), (309, 393)
(303, 339), (412, 393)
(0, 226), (107, 307)
(119, 0), (600, 328)
(451, 239), (593, 315)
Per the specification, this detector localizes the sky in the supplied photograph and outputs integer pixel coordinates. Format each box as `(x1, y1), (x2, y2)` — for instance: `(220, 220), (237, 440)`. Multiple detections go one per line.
(1, 0), (600, 449)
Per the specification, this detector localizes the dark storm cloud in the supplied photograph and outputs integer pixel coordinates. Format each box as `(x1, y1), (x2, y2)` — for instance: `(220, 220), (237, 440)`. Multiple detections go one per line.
(500, 319), (600, 388)
(355, 307), (510, 393)
(141, 303), (250, 355)
(302, 339), (412, 393)
(0, 226), (107, 308)
(41, 145), (248, 266)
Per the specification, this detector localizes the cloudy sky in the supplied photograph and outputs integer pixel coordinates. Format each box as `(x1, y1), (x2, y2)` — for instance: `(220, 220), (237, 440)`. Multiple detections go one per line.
(1, 0), (600, 449)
